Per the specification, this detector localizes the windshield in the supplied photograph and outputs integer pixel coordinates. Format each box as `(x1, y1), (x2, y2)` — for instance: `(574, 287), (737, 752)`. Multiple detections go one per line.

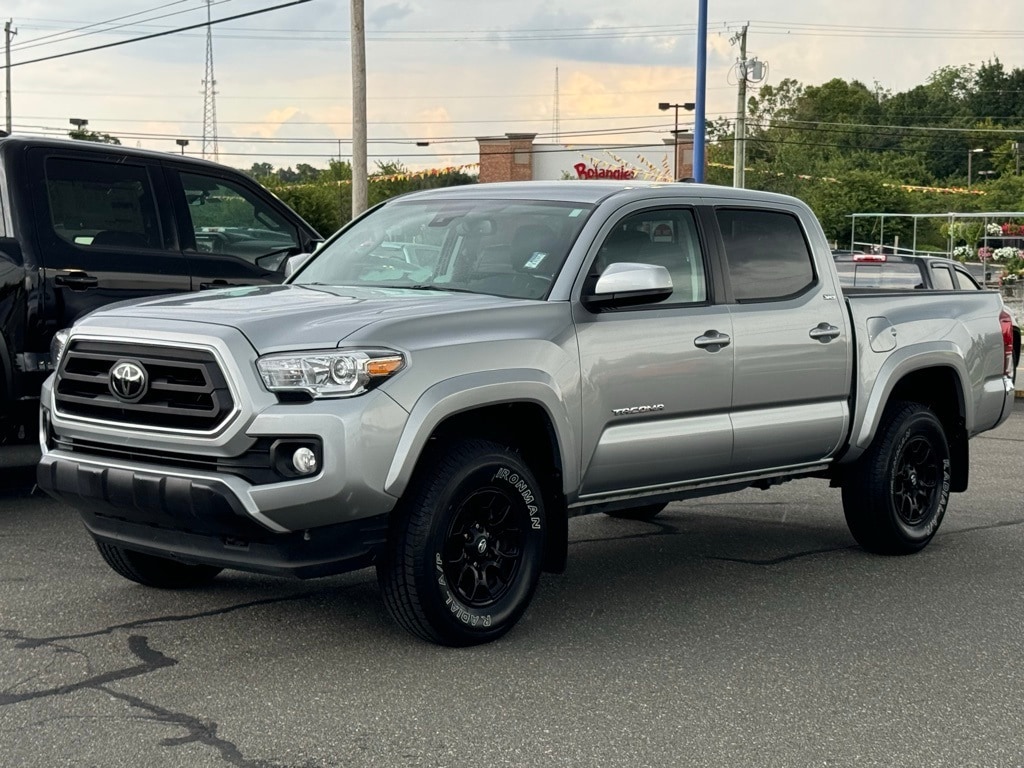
(293, 198), (595, 300)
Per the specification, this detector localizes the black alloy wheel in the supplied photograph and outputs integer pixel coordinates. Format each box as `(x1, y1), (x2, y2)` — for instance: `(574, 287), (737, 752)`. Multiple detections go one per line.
(378, 438), (546, 646)
(842, 400), (951, 555)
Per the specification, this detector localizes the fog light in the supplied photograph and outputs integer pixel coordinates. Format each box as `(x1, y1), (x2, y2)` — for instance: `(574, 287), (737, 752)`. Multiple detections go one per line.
(292, 447), (318, 475)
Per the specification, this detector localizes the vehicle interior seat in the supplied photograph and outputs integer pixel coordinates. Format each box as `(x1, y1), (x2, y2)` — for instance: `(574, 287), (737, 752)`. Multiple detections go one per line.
(508, 223), (562, 278)
(638, 240), (695, 301)
(469, 223), (563, 299)
(594, 227), (650, 274)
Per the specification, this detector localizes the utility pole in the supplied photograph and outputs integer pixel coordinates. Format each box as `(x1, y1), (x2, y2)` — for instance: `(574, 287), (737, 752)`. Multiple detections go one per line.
(731, 24), (748, 189)
(351, 0), (367, 218)
(693, 0), (708, 182)
(4, 20), (15, 134)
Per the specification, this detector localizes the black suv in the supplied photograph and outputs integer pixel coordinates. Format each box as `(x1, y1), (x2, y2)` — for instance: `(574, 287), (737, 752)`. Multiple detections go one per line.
(0, 136), (322, 437)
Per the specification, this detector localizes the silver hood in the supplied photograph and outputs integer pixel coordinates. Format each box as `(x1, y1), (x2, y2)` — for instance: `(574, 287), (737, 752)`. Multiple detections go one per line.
(90, 284), (532, 353)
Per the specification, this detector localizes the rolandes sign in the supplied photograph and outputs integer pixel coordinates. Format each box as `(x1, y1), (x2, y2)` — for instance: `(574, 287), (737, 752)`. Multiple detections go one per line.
(573, 163), (636, 180)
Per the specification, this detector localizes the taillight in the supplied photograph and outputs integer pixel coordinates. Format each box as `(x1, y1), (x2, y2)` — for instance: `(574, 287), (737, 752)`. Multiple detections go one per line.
(999, 309), (1014, 377)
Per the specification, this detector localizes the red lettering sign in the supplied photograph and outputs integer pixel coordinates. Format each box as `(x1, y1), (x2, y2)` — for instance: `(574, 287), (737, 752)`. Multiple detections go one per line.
(573, 163), (637, 180)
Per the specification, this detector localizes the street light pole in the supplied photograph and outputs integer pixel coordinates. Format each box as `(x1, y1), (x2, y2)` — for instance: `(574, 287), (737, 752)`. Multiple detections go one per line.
(175, 138), (189, 155)
(967, 147), (984, 190)
(658, 102), (695, 180)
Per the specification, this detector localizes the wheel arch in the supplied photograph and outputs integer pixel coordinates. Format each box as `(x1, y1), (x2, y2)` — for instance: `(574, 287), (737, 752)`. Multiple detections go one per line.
(384, 374), (576, 573)
(855, 364), (969, 492)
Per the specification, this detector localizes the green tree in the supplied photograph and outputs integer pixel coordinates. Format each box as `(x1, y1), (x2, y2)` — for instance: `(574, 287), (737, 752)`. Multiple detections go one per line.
(68, 128), (121, 144)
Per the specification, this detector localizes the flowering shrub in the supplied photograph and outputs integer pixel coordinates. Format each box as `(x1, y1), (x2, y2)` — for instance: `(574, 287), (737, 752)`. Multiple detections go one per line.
(1002, 223), (1024, 237)
(992, 246), (1021, 261)
(953, 245), (973, 259)
(977, 246), (994, 260)
(987, 223), (1003, 236)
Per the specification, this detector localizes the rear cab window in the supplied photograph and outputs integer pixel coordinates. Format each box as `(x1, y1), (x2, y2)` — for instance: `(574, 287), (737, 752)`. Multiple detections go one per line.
(834, 261), (922, 289)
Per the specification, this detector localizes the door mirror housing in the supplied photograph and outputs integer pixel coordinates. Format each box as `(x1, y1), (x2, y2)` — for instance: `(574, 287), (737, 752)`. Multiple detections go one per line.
(584, 262), (673, 309)
(284, 253), (311, 280)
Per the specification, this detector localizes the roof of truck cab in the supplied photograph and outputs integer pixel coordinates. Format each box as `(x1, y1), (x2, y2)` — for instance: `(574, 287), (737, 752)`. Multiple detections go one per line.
(394, 180), (809, 207)
(0, 134), (239, 172)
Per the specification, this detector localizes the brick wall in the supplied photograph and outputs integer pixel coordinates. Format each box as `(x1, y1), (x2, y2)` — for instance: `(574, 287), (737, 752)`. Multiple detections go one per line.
(477, 133), (536, 183)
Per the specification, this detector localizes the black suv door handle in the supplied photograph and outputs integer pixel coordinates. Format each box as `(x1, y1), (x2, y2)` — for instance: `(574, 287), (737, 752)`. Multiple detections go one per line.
(199, 280), (241, 290)
(54, 272), (99, 290)
(694, 330), (731, 351)
(809, 322), (841, 343)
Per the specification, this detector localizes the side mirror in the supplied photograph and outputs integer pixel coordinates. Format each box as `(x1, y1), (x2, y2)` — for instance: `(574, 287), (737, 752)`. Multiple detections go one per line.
(584, 262), (673, 309)
(284, 253), (311, 279)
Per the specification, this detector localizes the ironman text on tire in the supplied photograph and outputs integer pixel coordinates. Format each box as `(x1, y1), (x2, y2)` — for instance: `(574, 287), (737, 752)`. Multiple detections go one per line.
(377, 438), (546, 646)
(841, 400), (951, 555)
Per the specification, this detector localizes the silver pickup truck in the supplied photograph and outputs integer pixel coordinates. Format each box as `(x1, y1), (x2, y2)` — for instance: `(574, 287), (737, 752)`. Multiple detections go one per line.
(37, 182), (1017, 646)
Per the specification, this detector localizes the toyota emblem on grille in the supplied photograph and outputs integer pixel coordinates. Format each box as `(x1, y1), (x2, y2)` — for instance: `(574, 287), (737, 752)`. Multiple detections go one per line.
(109, 359), (149, 403)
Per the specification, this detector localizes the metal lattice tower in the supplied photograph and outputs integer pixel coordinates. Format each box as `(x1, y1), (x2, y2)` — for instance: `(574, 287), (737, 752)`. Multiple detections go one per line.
(201, 0), (219, 161)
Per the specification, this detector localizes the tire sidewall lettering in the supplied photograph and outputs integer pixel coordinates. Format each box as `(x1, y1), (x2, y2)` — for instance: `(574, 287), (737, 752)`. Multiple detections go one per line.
(888, 417), (950, 541)
(429, 460), (544, 635)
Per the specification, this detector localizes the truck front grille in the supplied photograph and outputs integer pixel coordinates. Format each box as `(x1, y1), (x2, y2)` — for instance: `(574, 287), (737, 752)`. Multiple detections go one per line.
(54, 340), (235, 432)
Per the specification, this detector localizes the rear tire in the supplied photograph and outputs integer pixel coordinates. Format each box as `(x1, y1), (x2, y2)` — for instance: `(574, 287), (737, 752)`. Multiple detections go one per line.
(96, 542), (222, 588)
(841, 401), (951, 555)
(377, 439), (545, 646)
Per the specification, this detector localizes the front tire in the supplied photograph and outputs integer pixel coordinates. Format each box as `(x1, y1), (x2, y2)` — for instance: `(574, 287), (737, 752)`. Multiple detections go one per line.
(377, 439), (546, 646)
(841, 401), (951, 555)
(96, 542), (223, 588)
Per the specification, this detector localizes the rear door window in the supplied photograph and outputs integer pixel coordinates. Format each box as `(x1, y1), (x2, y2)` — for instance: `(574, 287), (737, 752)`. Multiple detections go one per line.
(953, 268), (982, 290)
(716, 208), (814, 302)
(44, 157), (164, 250)
(929, 265), (955, 290)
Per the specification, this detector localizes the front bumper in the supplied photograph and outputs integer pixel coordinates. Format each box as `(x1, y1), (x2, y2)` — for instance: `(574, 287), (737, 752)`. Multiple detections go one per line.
(37, 453), (388, 578)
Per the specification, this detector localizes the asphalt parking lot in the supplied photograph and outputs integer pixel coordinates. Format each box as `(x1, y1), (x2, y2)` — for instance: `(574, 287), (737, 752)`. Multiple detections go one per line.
(1, 403), (1023, 768)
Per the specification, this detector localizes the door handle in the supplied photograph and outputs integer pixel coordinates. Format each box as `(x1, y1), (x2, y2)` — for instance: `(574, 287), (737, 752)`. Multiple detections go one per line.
(809, 322), (841, 342)
(199, 280), (240, 290)
(54, 272), (99, 290)
(694, 330), (731, 351)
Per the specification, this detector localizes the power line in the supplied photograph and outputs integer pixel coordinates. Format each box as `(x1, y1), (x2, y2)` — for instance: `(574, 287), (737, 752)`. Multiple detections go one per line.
(10, 0), (228, 53)
(6, 0), (313, 68)
(14, 121), (676, 145)
(771, 118), (1024, 136)
(6, 83), (736, 101)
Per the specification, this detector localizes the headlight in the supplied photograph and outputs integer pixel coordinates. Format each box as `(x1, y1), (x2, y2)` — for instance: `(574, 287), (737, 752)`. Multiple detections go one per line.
(50, 328), (71, 370)
(257, 349), (405, 398)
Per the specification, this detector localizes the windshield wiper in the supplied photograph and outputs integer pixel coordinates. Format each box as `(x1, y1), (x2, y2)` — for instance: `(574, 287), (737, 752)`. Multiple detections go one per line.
(405, 284), (477, 294)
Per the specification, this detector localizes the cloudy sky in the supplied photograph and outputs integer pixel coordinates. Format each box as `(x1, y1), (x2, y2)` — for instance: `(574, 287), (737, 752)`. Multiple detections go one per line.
(4, 0), (1024, 172)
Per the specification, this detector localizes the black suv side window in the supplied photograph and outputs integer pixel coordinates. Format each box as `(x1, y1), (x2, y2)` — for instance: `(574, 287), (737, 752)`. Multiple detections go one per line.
(716, 208), (814, 302)
(45, 157), (163, 250)
(178, 172), (299, 264)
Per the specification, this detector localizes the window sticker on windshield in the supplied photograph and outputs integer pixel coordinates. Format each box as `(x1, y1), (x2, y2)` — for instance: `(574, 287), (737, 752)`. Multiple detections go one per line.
(569, 209), (584, 217)
(524, 252), (548, 269)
